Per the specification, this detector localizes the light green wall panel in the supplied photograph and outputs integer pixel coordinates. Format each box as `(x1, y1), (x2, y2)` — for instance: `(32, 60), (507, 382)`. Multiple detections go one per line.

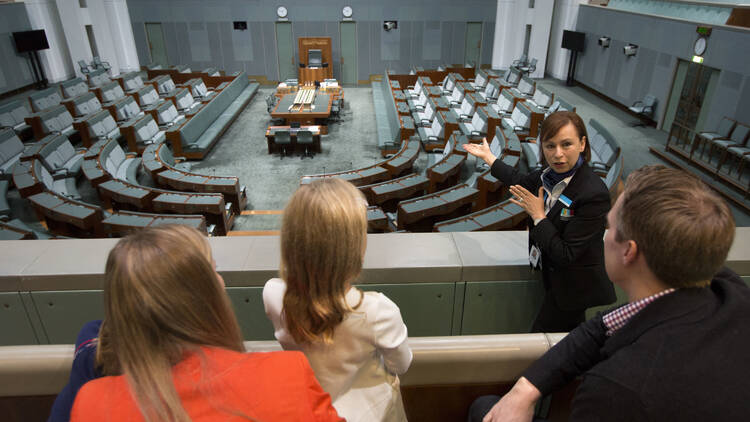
(226, 287), (276, 341)
(358, 283), (456, 337)
(30, 291), (104, 344)
(275, 22), (295, 81)
(340, 22), (357, 85)
(0, 292), (39, 345)
(461, 280), (544, 334)
(742, 276), (750, 287)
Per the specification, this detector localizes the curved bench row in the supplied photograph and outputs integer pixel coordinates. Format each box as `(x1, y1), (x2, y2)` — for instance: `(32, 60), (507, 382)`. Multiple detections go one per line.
(301, 135), (421, 187)
(81, 139), (232, 236)
(142, 143), (247, 214)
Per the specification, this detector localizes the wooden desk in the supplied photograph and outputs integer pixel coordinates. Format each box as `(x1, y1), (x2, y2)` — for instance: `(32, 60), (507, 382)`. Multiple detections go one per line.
(363, 173), (429, 213)
(265, 125), (322, 154)
(299, 67), (329, 84)
(271, 93), (332, 134)
(396, 184), (479, 232)
(366, 206), (389, 233)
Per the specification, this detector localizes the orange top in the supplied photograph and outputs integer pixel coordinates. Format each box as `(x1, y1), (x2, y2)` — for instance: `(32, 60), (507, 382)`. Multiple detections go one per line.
(71, 347), (343, 422)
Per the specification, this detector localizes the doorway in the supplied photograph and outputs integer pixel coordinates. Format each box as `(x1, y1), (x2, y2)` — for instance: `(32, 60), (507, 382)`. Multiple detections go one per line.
(339, 22), (357, 85)
(275, 22), (296, 82)
(145, 23), (168, 67)
(464, 22), (482, 67)
(664, 59), (719, 132)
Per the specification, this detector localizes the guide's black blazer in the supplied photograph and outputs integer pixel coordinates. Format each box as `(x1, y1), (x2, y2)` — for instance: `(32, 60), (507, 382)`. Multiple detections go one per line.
(491, 160), (616, 311)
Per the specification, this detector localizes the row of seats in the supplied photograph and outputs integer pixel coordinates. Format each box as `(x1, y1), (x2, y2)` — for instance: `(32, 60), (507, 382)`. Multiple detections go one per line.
(667, 117), (750, 193)
(2, 67), (252, 239)
(143, 143), (247, 214)
(366, 65), (623, 232)
(162, 72), (259, 159)
(82, 138), (232, 236)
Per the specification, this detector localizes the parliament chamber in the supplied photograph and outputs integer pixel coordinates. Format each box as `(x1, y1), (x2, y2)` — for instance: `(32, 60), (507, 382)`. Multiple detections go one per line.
(1, 0), (750, 420)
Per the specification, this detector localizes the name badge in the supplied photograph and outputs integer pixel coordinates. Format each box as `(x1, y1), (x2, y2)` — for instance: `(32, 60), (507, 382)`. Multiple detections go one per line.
(558, 194), (573, 208)
(529, 245), (541, 269)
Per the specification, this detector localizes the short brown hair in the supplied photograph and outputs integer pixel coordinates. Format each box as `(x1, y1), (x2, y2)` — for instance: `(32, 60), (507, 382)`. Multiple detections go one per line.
(280, 178), (367, 345)
(537, 111), (591, 165)
(615, 165), (735, 288)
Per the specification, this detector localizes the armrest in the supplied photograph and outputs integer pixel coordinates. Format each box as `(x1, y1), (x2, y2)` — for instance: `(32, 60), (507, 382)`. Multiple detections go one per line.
(175, 156), (188, 163)
(631, 101), (644, 107)
(427, 136), (438, 141)
(52, 169), (69, 180)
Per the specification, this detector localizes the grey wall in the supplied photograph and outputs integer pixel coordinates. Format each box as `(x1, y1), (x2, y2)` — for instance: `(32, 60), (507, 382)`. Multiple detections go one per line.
(125, 0), (496, 82)
(0, 4), (35, 96)
(575, 5), (750, 130)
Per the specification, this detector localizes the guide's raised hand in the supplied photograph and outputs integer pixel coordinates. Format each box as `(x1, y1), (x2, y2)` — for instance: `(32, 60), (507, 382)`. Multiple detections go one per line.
(462, 138), (496, 166)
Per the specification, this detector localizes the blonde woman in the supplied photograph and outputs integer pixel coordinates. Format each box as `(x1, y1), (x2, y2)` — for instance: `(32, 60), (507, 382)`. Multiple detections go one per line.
(263, 179), (413, 422)
(70, 225), (342, 422)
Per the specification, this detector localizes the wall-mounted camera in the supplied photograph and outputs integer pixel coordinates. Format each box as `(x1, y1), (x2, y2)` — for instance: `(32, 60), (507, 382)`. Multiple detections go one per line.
(623, 44), (638, 57)
(598, 37), (610, 48)
(383, 21), (398, 31)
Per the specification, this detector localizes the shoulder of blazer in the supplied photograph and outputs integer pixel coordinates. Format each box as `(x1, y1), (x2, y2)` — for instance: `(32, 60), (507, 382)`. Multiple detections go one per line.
(565, 163), (609, 204)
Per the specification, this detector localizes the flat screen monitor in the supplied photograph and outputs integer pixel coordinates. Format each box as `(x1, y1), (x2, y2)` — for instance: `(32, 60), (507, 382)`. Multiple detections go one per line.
(561, 30), (585, 52)
(12, 30), (50, 53)
(308, 49), (323, 67)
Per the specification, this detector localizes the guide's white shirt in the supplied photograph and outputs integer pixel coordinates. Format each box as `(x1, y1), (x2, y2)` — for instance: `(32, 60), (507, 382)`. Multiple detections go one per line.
(263, 278), (412, 422)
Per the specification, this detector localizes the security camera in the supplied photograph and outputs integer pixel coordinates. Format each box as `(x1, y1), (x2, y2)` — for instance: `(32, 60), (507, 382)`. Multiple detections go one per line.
(598, 37), (610, 48)
(383, 21), (397, 31)
(623, 44), (638, 57)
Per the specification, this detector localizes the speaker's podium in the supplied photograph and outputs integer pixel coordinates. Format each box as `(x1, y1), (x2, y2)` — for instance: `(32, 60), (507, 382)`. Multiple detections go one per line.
(298, 37), (333, 84)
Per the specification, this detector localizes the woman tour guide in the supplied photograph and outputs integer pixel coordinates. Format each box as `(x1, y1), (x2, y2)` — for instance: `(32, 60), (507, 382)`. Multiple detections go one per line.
(463, 111), (616, 332)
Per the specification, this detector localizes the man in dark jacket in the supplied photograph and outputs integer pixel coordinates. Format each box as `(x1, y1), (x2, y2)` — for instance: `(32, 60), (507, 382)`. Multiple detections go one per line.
(470, 165), (750, 422)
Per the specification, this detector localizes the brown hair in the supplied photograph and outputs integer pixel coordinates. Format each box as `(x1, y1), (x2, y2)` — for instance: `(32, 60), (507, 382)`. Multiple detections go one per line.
(537, 111), (591, 166)
(615, 165), (735, 288)
(280, 178), (367, 345)
(101, 225), (244, 422)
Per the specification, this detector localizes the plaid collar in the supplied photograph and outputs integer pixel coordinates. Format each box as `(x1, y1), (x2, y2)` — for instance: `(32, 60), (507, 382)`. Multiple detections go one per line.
(603, 288), (677, 336)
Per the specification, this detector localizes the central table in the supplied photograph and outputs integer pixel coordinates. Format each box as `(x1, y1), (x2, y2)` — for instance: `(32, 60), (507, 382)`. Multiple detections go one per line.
(271, 92), (332, 134)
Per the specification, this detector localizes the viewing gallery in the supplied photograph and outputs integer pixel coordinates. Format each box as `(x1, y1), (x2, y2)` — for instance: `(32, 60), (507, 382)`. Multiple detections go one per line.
(0, 0), (749, 421)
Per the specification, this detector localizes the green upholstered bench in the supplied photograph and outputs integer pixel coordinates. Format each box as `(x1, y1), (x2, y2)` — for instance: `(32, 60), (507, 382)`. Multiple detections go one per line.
(166, 72), (258, 159)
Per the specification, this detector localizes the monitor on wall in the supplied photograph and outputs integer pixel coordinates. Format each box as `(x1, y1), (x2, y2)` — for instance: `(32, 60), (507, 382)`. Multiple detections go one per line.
(12, 30), (50, 53)
(308, 49), (323, 67)
(561, 30), (585, 52)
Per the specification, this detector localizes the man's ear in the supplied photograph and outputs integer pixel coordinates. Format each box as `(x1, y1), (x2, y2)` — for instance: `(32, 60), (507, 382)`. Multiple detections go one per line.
(623, 240), (638, 265)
